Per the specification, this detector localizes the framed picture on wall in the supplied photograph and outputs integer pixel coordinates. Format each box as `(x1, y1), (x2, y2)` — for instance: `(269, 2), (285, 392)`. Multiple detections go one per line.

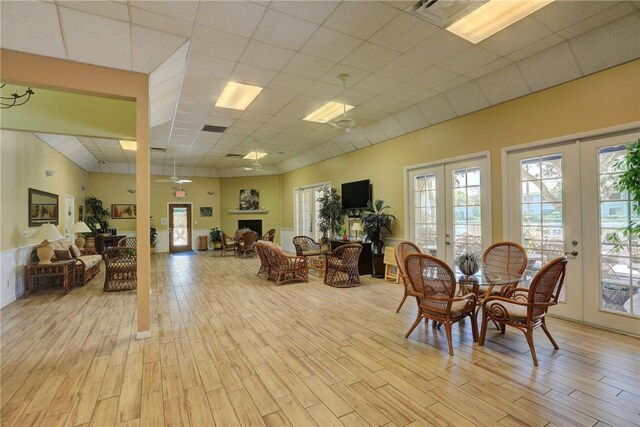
(239, 189), (259, 210)
(28, 188), (59, 226)
(78, 205), (84, 222)
(200, 207), (213, 217)
(111, 204), (136, 219)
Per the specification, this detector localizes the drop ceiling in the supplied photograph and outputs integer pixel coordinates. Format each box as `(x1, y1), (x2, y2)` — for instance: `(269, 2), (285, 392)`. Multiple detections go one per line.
(2, 1), (639, 177)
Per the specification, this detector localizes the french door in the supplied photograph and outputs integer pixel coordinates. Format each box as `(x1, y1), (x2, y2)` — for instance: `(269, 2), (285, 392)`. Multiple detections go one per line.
(169, 204), (191, 253)
(506, 131), (640, 335)
(408, 156), (491, 264)
(294, 183), (328, 241)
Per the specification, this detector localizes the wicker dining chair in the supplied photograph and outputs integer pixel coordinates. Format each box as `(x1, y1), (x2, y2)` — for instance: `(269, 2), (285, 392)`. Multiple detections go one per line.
(292, 236), (322, 257)
(324, 243), (362, 288)
(238, 231), (259, 258)
(479, 256), (568, 366)
(394, 241), (422, 313)
(464, 241), (528, 297)
(220, 232), (236, 257)
(404, 254), (478, 355)
(263, 229), (276, 242)
(117, 236), (137, 248)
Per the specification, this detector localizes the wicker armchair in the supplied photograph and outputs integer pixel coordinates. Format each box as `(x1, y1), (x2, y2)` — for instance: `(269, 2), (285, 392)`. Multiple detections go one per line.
(324, 244), (362, 288)
(220, 232), (236, 256)
(477, 241), (528, 295)
(257, 241), (308, 285)
(404, 254), (478, 355)
(293, 236), (321, 257)
(263, 229), (276, 242)
(102, 247), (137, 292)
(255, 242), (270, 278)
(394, 241), (422, 313)
(117, 236), (137, 248)
(479, 257), (567, 366)
(238, 231), (259, 258)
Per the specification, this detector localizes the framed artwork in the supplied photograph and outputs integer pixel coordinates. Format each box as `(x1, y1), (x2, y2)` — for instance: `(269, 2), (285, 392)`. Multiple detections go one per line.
(239, 189), (259, 210)
(200, 207), (213, 217)
(78, 205), (84, 222)
(28, 188), (59, 226)
(111, 204), (137, 219)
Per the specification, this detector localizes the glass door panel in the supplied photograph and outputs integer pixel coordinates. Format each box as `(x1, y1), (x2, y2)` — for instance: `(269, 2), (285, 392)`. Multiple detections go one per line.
(169, 204), (191, 253)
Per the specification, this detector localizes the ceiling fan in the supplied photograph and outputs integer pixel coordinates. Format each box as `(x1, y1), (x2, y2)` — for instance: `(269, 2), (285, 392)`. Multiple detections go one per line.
(155, 159), (192, 184)
(328, 73), (357, 133)
(244, 151), (263, 171)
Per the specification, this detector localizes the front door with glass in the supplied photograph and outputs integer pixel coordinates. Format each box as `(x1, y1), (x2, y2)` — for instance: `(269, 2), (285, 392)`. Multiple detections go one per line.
(169, 204), (192, 253)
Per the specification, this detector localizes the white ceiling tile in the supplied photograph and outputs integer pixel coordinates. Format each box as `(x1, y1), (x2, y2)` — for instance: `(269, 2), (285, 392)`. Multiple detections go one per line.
(267, 73), (315, 94)
(129, 7), (193, 38)
(282, 53), (335, 79)
(196, 1), (265, 37)
(324, 1), (398, 40)
(360, 95), (401, 112)
(238, 111), (272, 124)
(130, 1), (198, 22)
(477, 64), (531, 106)
(187, 52), (235, 80)
(376, 115), (406, 140)
(505, 34), (565, 63)
(341, 42), (400, 72)
(465, 58), (513, 79)
(208, 107), (243, 120)
(433, 75), (471, 93)
(439, 47), (499, 75)
(369, 12), (439, 53)
(269, 1), (340, 24)
(0, 1), (66, 59)
(532, 1), (618, 32)
(60, 8), (131, 69)
(558, 2), (637, 39)
(320, 65), (371, 86)
(245, 88), (297, 115)
(228, 63), (278, 88)
(60, 1), (129, 21)
(394, 105), (429, 133)
(300, 81), (343, 100)
(253, 9), (318, 50)
(300, 27), (363, 62)
(190, 25), (249, 62)
(570, 12), (640, 76)
(405, 66), (459, 90)
(376, 54), (430, 81)
(406, 30), (471, 65)
(518, 42), (583, 92)
(382, 83), (431, 102)
(417, 94), (456, 125)
(353, 74), (399, 95)
(239, 40), (296, 71)
(131, 26), (187, 73)
(341, 89), (375, 106)
(479, 16), (553, 57)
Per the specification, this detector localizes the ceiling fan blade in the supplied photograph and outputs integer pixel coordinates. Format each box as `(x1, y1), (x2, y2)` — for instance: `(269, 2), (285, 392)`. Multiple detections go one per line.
(155, 179), (174, 182)
(175, 179), (192, 183)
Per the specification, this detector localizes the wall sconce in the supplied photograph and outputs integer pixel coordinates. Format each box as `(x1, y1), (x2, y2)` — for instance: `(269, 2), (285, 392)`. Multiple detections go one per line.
(127, 189), (136, 194)
(45, 170), (56, 177)
(81, 185), (87, 191)
(207, 191), (215, 195)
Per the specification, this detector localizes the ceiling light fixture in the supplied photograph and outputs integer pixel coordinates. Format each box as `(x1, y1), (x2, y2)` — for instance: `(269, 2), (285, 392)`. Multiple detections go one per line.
(215, 82), (263, 110)
(119, 140), (137, 151)
(446, 0), (555, 44)
(243, 152), (267, 160)
(304, 101), (354, 124)
(1, 83), (35, 109)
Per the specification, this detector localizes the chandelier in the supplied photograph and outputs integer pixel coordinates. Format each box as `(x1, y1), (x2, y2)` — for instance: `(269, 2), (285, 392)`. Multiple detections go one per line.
(1, 83), (35, 109)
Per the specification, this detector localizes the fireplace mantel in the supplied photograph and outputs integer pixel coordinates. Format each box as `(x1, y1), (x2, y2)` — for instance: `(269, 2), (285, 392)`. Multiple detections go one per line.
(228, 209), (269, 214)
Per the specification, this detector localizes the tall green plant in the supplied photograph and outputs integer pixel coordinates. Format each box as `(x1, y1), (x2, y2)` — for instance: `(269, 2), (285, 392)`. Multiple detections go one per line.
(361, 199), (396, 254)
(85, 195), (110, 231)
(608, 139), (640, 250)
(317, 187), (344, 244)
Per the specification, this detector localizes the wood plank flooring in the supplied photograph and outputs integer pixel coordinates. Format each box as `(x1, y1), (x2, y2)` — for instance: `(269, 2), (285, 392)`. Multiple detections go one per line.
(2, 252), (639, 427)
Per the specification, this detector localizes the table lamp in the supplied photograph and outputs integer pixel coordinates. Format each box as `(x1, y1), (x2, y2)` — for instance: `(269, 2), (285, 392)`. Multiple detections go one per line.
(351, 222), (362, 241)
(73, 221), (92, 248)
(30, 223), (64, 264)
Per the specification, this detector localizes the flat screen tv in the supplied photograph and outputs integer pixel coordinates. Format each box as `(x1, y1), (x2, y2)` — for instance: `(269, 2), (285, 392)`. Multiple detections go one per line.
(342, 179), (371, 210)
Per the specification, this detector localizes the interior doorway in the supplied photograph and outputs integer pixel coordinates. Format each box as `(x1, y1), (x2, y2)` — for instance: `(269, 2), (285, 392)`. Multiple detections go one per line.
(169, 204), (192, 253)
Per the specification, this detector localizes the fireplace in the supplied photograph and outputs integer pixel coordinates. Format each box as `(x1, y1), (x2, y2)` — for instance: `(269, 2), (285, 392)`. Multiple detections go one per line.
(238, 220), (262, 237)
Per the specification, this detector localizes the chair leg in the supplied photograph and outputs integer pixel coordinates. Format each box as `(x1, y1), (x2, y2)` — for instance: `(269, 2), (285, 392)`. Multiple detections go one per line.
(479, 312), (490, 346)
(523, 329), (539, 366)
(500, 323), (506, 335)
(444, 322), (454, 356)
(395, 288), (408, 313)
(404, 310), (423, 338)
(541, 318), (559, 349)
(470, 312), (479, 342)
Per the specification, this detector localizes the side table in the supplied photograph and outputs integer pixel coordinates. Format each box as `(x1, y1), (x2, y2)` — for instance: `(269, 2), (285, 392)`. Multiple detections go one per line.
(308, 255), (326, 278)
(24, 260), (75, 297)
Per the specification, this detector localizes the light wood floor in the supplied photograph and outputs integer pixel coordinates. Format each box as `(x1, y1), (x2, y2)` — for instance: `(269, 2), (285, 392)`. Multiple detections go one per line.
(2, 253), (639, 427)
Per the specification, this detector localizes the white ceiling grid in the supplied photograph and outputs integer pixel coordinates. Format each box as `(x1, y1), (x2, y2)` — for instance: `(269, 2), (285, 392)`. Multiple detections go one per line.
(1, 1), (639, 178)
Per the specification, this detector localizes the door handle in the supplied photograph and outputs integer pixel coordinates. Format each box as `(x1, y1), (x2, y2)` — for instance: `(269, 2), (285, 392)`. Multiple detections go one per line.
(445, 241), (451, 246)
(564, 250), (578, 257)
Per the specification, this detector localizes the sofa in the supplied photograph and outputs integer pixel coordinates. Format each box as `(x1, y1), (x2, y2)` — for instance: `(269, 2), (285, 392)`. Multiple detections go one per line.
(255, 241), (308, 285)
(36, 240), (102, 285)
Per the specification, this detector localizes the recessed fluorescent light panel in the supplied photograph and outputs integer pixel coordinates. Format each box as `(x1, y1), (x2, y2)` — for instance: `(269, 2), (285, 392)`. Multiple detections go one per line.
(215, 82), (263, 110)
(119, 140), (137, 151)
(303, 102), (354, 124)
(447, 0), (555, 44)
(243, 152), (267, 160)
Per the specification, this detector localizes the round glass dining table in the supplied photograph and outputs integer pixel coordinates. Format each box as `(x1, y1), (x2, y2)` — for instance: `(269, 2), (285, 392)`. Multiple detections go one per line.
(455, 267), (524, 298)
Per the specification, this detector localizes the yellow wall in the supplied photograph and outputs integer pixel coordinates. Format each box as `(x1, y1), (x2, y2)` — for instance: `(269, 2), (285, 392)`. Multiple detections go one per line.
(0, 85), (136, 139)
(0, 130), (89, 251)
(281, 60), (640, 241)
(220, 175), (281, 243)
(87, 173), (221, 233)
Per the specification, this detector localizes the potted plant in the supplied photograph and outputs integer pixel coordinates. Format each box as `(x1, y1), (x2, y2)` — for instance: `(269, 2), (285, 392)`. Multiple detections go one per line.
(85, 195), (110, 231)
(210, 227), (222, 249)
(361, 199), (396, 278)
(607, 139), (640, 250)
(454, 251), (483, 275)
(317, 187), (344, 245)
(150, 227), (157, 253)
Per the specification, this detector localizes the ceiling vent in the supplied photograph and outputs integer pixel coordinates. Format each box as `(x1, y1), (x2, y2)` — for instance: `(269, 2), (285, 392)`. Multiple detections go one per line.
(406, 0), (486, 28)
(226, 153), (244, 158)
(202, 124), (227, 133)
(150, 147), (167, 152)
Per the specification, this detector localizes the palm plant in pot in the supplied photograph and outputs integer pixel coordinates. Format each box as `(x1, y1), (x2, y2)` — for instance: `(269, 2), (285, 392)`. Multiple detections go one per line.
(361, 199), (396, 278)
(317, 187), (344, 245)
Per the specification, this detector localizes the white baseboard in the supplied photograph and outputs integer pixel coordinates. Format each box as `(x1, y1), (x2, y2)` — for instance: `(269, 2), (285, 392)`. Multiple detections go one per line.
(0, 244), (38, 308)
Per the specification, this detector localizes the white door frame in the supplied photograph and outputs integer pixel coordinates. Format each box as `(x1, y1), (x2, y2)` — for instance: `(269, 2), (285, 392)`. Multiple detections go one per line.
(64, 195), (75, 242)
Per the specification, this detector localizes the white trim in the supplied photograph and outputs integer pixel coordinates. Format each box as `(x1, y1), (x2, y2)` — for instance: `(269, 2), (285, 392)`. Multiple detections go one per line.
(167, 202), (194, 252)
(403, 150), (491, 174)
(136, 330), (152, 340)
(228, 209), (269, 214)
